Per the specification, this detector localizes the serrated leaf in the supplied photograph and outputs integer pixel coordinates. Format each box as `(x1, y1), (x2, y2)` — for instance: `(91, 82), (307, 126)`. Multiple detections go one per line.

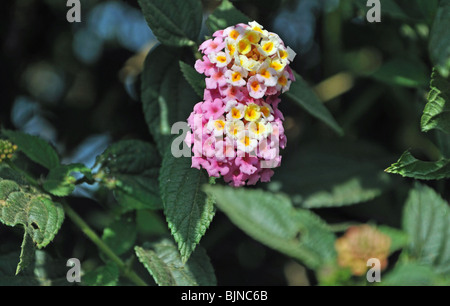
(2, 130), (60, 170)
(159, 152), (215, 263)
(421, 70), (450, 134)
(402, 183), (450, 274)
(206, 0), (251, 33)
(0, 178), (64, 273)
(135, 238), (216, 286)
(102, 215), (137, 256)
(16, 231), (35, 275)
(386, 150), (450, 180)
(97, 140), (162, 210)
(179, 61), (205, 98)
(286, 72), (344, 136)
(270, 141), (393, 208)
(141, 45), (199, 154)
(429, 0), (450, 78)
(43, 163), (91, 197)
(137, 0), (202, 47)
(203, 185), (336, 269)
(83, 263), (120, 286)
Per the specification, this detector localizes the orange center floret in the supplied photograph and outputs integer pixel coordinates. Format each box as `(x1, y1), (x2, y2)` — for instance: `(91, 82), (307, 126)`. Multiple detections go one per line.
(231, 108), (241, 118)
(217, 55), (227, 64)
(261, 106), (270, 117)
(232, 72), (241, 82)
(214, 120), (225, 130)
(230, 29), (240, 40)
(241, 136), (251, 146)
(263, 42), (273, 52)
(251, 81), (260, 91)
(278, 75), (287, 86)
(260, 69), (271, 79)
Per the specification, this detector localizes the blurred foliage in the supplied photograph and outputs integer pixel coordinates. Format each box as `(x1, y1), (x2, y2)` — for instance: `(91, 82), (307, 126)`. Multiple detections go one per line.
(0, 0), (449, 286)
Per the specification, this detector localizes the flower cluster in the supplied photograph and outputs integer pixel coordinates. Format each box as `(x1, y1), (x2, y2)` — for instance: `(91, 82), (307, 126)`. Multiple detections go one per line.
(335, 225), (391, 276)
(0, 140), (17, 163)
(185, 21), (296, 187)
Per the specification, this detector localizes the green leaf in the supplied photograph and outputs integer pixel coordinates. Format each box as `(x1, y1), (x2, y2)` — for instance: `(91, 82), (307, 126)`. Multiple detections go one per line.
(206, 0), (251, 33)
(203, 185), (336, 269)
(421, 70), (450, 134)
(382, 263), (445, 286)
(2, 130), (60, 170)
(43, 163), (91, 197)
(429, 0), (450, 78)
(137, 0), (202, 47)
(96, 140), (162, 210)
(135, 238), (216, 286)
(416, 0), (439, 23)
(179, 61), (205, 98)
(402, 183), (450, 274)
(141, 45), (198, 154)
(269, 141), (393, 208)
(83, 263), (120, 286)
(136, 210), (168, 236)
(371, 58), (429, 88)
(159, 152), (215, 263)
(0, 178), (64, 273)
(0, 251), (71, 286)
(377, 225), (409, 254)
(17, 231), (36, 275)
(285, 72), (344, 136)
(102, 215), (137, 256)
(385, 150), (450, 180)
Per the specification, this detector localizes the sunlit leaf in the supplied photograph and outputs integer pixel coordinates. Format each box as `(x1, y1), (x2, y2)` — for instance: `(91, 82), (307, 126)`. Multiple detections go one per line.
(203, 185), (336, 269)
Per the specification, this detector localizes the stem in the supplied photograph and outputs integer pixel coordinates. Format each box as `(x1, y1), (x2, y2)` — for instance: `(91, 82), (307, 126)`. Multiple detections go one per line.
(62, 202), (148, 286)
(5, 158), (147, 285)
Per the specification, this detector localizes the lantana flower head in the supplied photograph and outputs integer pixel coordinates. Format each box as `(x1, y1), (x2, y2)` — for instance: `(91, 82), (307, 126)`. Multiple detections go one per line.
(335, 225), (391, 276)
(185, 21), (296, 187)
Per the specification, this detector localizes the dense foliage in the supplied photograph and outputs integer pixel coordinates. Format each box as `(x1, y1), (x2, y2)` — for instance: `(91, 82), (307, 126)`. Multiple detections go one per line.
(0, 0), (449, 286)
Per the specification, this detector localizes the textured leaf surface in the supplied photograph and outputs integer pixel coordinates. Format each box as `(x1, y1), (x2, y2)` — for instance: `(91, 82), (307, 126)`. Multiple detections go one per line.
(2, 130), (60, 169)
(135, 238), (216, 286)
(159, 152), (215, 263)
(402, 184), (450, 274)
(421, 70), (450, 134)
(97, 140), (162, 210)
(141, 45), (198, 154)
(0, 178), (64, 273)
(137, 0), (202, 47)
(203, 185), (336, 269)
(206, 0), (251, 33)
(386, 150), (450, 180)
(286, 72), (344, 136)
